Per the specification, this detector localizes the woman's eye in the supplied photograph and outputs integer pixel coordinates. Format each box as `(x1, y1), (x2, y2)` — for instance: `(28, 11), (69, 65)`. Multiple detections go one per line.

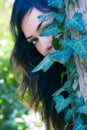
(31, 38), (38, 45)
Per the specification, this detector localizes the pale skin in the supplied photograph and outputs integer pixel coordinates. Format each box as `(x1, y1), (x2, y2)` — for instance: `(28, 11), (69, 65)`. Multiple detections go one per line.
(22, 8), (56, 56)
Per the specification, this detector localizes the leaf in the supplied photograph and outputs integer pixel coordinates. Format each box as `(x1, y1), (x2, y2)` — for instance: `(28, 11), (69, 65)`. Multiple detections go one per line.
(65, 13), (86, 33)
(66, 63), (76, 74)
(47, 0), (65, 8)
(52, 37), (62, 50)
(60, 38), (70, 47)
(64, 108), (76, 122)
(73, 118), (87, 130)
(55, 12), (66, 23)
(75, 97), (85, 106)
(39, 22), (62, 37)
(32, 53), (54, 72)
(67, 34), (87, 58)
(53, 95), (72, 113)
(38, 12), (56, 21)
(52, 76), (74, 96)
(71, 0), (77, 2)
(76, 104), (87, 114)
(50, 47), (73, 64)
(72, 82), (79, 91)
(32, 47), (73, 72)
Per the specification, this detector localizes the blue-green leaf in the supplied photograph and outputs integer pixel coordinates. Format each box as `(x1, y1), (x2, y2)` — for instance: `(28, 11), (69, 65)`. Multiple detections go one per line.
(32, 53), (54, 72)
(52, 76), (74, 96)
(75, 97), (85, 106)
(60, 38), (70, 47)
(65, 13), (86, 33)
(66, 63), (76, 74)
(47, 0), (65, 8)
(65, 108), (76, 122)
(55, 12), (66, 23)
(73, 118), (87, 130)
(72, 82), (79, 91)
(38, 12), (56, 21)
(32, 47), (73, 72)
(53, 95), (72, 113)
(67, 34), (87, 58)
(76, 104), (87, 114)
(50, 47), (73, 64)
(39, 22), (62, 36)
(71, 0), (77, 2)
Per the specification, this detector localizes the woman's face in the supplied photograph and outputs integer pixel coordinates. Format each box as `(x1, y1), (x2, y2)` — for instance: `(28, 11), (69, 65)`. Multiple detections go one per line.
(22, 8), (55, 56)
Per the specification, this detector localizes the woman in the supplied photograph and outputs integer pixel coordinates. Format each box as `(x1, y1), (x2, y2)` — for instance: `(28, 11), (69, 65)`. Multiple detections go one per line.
(10, 0), (70, 130)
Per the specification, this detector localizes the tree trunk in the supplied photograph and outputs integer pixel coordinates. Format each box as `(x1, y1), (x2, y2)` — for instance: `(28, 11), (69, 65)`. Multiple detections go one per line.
(64, 0), (87, 103)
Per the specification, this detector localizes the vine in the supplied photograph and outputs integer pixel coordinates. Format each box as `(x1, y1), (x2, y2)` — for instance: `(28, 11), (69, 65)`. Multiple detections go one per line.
(32, 0), (87, 129)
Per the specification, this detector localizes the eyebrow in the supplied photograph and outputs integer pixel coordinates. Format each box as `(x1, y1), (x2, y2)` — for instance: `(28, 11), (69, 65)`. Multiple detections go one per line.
(37, 21), (44, 31)
(26, 20), (44, 40)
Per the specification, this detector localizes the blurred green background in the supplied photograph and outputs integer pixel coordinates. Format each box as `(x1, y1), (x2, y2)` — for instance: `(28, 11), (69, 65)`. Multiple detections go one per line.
(0, 1), (45, 130)
(0, 1), (29, 130)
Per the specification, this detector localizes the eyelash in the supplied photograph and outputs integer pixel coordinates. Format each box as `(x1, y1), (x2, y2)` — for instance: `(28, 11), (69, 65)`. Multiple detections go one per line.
(31, 38), (38, 45)
(30, 23), (52, 45)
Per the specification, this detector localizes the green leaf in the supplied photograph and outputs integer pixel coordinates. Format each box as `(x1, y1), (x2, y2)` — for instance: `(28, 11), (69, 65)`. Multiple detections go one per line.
(38, 12), (56, 21)
(53, 95), (72, 113)
(65, 108), (76, 122)
(76, 104), (87, 114)
(65, 13), (86, 33)
(52, 37), (62, 50)
(73, 118), (87, 130)
(67, 34), (87, 58)
(32, 53), (54, 72)
(50, 47), (73, 64)
(47, 0), (65, 8)
(55, 12), (66, 23)
(39, 22), (62, 36)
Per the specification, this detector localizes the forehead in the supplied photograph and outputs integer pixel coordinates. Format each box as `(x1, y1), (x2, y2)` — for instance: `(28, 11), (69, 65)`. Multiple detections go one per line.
(21, 8), (44, 37)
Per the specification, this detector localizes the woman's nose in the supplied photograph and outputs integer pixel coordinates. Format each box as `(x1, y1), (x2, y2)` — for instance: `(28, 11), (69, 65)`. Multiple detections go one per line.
(38, 36), (55, 54)
(39, 36), (52, 48)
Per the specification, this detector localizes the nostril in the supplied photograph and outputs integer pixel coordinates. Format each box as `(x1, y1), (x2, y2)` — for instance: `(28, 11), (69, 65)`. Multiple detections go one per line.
(48, 46), (52, 50)
(48, 46), (55, 53)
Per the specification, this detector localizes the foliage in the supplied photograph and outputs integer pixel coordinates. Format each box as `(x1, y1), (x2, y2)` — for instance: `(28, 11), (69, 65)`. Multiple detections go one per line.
(0, 1), (28, 130)
(32, 0), (87, 129)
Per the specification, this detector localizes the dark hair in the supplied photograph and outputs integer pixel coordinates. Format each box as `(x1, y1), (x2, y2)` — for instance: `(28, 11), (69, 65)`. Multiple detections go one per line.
(10, 0), (70, 130)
